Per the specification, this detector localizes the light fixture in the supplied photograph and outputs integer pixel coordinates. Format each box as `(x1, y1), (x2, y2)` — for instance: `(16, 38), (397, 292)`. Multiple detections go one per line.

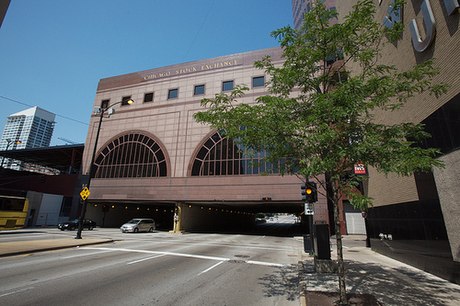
(76, 99), (135, 239)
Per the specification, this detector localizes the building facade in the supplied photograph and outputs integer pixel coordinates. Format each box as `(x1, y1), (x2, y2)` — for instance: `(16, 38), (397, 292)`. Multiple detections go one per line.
(82, 48), (329, 231)
(0, 106), (55, 169)
(335, 0), (460, 283)
(292, 0), (337, 29)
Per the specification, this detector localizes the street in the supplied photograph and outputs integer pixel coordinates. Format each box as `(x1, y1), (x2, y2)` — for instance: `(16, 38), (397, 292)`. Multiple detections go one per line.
(0, 219), (305, 306)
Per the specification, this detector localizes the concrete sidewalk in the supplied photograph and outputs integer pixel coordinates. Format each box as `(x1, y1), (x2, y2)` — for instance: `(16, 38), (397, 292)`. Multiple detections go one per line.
(0, 234), (113, 257)
(299, 235), (460, 306)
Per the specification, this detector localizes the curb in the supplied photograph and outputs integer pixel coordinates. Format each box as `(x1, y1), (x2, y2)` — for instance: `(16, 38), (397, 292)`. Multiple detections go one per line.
(0, 239), (114, 258)
(298, 261), (307, 306)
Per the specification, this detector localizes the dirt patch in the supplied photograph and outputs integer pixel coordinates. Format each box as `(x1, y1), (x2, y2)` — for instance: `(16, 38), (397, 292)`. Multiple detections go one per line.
(306, 291), (383, 305)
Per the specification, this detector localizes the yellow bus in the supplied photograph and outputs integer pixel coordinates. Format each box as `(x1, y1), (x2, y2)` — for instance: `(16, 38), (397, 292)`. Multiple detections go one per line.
(0, 195), (28, 230)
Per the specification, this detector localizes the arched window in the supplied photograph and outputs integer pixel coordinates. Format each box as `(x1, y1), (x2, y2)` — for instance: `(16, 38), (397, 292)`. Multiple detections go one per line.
(191, 131), (280, 176)
(94, 132), (167, 178)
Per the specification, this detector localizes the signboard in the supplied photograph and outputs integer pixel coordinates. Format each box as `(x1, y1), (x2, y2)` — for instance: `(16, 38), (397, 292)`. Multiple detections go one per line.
(304, 203), (314, 215)
(353, 162), (367, 175)
(80, 187), (90, 201)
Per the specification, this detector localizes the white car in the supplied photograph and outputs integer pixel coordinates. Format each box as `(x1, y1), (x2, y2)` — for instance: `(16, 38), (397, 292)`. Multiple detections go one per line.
(120, 218), (155, 233)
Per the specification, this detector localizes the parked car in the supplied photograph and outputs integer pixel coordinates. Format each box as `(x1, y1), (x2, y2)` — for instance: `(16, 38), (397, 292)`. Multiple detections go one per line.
(58, 219), (96, 231)
(120, 218), (155, 233)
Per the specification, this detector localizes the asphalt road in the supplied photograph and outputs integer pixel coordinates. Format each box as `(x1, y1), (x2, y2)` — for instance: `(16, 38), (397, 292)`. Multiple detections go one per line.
(0, 221), (305, 306)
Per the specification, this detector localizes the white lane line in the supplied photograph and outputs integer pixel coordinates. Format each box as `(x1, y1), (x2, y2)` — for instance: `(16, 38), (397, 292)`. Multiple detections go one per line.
(0, 287), (35, 298)
(198, 261), (225, 275)
(127, 254), (166, 265)
(83, 247), (229, 262)
(245, 260), (284, 267)
(82, 247), (286, 268)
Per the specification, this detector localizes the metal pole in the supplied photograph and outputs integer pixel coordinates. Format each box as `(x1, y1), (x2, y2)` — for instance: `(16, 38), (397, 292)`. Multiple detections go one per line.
(75, 99), (133, 239)
(75, 111), (104, 239)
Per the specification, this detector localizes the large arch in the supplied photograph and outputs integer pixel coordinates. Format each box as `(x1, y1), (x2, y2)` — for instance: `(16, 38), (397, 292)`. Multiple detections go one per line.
(94, 131), (169, 178)
(189, 130), (281, 176)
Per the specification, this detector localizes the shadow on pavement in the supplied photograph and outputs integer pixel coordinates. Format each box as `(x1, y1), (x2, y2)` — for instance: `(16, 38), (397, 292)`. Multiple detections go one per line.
(258, 264), (300, 302)
(300, 259), (459, 306)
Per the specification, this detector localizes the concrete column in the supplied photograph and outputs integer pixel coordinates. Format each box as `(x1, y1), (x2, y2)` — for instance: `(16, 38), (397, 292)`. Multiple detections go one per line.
(173, 202), (183, 233)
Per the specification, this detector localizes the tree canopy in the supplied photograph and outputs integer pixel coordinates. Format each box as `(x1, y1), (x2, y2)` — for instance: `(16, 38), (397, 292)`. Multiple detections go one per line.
(194, 1), (446, 303)
(194, 0), (445, 208)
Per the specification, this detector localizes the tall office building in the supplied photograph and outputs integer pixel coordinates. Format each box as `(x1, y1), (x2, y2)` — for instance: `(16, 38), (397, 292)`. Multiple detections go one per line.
(0, 106), (55, 151)
(292, 0), (337, 29)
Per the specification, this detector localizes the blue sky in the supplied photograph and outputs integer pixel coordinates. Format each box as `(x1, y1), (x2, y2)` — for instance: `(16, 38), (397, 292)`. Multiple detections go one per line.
(0, 0), (292, 146)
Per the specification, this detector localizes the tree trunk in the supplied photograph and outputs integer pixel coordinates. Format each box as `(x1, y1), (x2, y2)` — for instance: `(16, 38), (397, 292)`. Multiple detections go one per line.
(333, 187), (348, 305)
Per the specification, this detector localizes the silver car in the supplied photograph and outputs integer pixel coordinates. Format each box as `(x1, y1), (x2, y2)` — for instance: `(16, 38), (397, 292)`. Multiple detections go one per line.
(120, 218), (155, 233)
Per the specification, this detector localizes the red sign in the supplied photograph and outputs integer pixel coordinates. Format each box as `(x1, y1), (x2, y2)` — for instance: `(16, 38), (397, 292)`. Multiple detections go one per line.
(354, 162), (367, 175)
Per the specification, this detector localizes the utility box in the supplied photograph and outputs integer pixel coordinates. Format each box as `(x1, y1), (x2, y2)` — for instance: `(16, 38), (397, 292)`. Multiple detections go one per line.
(314, 223), (331, 260)
(303, 234), (314, 254)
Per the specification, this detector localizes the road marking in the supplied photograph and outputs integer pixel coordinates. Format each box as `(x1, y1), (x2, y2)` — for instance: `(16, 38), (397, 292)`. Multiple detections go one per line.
(0, 287), (34, 298)
(246, 260), (284, 267)
(83, 247), (229, 262)
(127, 254), (166, 265)
(82, 247), (286, 268)
(198, 261), (225, 275)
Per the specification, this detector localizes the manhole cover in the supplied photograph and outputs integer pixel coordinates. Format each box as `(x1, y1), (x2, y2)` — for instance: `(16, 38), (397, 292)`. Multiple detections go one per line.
(228, 259), (246, 264)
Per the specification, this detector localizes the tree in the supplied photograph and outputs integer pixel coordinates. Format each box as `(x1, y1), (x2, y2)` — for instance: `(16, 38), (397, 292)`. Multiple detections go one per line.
(194, 1), (446, 304)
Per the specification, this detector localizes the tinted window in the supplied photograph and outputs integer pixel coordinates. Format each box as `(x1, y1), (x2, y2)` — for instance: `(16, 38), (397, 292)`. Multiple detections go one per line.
(222, 80), (234, 92)
(252, 76), (265, 88)
(144, 92), (154, 103)
(168, 88), (178, 99)
(121, 96), (132, 106)
(194, 84), (205, 96)
(101, 99), (109, 109)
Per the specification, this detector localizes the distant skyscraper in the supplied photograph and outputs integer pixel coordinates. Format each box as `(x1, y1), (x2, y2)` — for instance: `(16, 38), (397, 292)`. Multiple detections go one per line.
(0, 106), (55, 151)
(292, 0), (337, 29)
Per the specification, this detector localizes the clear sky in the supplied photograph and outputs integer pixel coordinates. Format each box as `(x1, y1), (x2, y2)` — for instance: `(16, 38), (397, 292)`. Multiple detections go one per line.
(0, 0), (293, 146)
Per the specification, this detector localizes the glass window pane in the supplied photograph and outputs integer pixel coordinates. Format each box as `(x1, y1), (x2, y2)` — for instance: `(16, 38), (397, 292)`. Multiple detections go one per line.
(194, 84), (205, 96)
(222, 80), (234, 91)
(252, 76), (265, 88)
(168, 88), (178, 99)
(144, 92), (154, 103)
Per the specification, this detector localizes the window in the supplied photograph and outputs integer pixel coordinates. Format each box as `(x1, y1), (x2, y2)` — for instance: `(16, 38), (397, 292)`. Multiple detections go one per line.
(121, 96), (132, 106)
(194, 84), (205, 96)
(168, 88), (178, 99)
(144, 92), (154, 103)
(252, 76), (265, 88)
(191, 131), (281, 176)
(94, 132), (168, 178)
(222, 80), (234, 92)
(101, 99), (109, 109)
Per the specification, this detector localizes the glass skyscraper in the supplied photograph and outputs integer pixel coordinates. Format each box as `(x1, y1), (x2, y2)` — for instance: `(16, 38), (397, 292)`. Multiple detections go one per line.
(0, 106), (55, 168)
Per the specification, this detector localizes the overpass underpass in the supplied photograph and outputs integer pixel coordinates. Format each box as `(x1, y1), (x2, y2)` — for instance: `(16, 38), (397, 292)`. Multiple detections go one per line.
(85, 200), (307, 236)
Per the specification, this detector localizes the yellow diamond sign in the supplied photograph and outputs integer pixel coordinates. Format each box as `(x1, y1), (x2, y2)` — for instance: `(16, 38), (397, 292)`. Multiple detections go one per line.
(80, 187), (90, 200)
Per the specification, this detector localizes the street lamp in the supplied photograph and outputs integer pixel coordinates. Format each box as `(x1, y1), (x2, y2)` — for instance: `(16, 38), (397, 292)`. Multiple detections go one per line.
(0, 139), (22, 168)
(75, 98), (134, 239)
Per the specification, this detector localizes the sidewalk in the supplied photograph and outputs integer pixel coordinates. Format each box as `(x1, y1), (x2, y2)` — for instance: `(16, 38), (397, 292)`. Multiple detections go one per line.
(299, 235), (460, 306)
(0, 230), (113, 257)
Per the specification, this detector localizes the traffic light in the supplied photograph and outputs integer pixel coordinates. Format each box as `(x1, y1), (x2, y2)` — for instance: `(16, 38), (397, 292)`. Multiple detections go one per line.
(301, 181), (318, 203)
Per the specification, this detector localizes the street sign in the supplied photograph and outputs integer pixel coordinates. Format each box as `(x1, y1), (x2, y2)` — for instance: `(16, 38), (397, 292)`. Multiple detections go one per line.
(353, 162), (367, 175)
(304, 203), (314, 215)
(80, 187), (90, 200)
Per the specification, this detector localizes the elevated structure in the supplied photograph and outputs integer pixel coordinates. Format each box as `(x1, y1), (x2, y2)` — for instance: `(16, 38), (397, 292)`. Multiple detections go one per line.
(82, 48), (329, 231)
